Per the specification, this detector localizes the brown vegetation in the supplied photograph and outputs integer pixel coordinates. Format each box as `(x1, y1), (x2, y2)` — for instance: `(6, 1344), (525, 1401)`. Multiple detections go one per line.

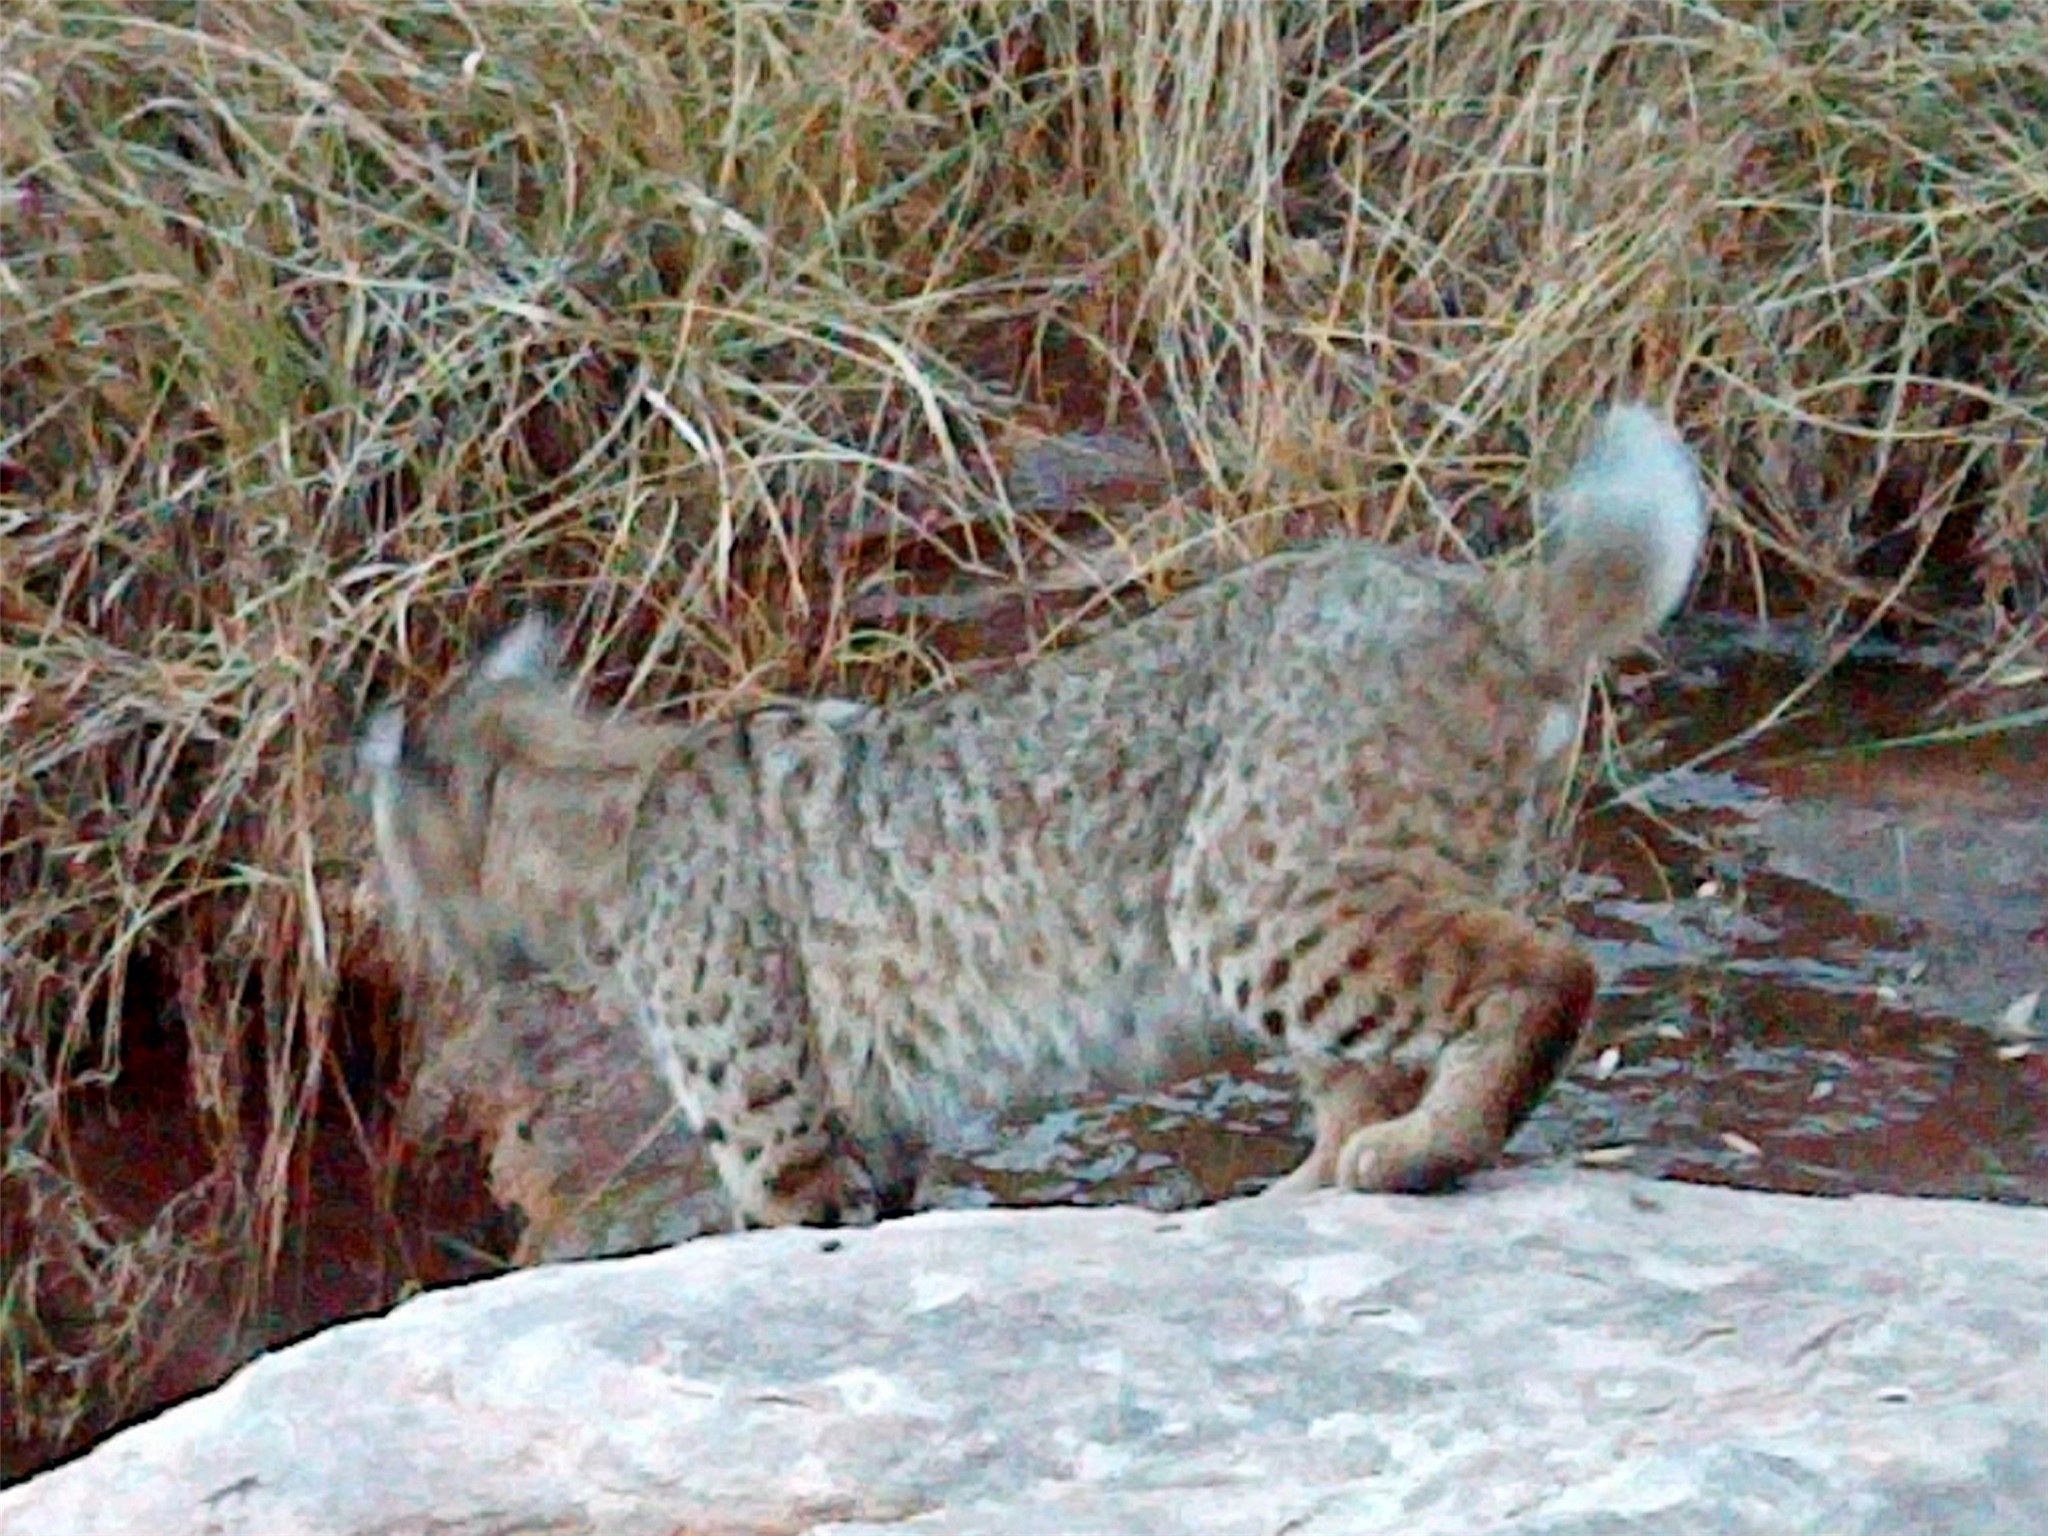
(3, 0), (2044, 1481)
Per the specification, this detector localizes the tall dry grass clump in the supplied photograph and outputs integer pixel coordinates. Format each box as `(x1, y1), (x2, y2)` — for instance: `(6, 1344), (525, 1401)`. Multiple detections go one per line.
(3, 0), (2044, 1477)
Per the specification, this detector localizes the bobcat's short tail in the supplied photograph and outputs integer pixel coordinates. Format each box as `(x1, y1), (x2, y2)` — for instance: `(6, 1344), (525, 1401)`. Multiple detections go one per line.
(1531, 403), (1707, 666)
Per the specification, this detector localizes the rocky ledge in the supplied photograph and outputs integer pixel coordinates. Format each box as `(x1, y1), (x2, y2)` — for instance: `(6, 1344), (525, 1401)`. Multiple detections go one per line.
(4, 1169), (2043, 1535)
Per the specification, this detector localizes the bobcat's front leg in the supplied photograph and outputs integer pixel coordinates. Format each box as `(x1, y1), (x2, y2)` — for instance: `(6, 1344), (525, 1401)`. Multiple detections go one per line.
(625, 910), (879, 1231)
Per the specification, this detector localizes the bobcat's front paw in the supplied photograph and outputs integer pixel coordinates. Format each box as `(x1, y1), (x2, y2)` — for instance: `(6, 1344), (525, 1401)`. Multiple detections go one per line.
(739, 1145), (883, 1231)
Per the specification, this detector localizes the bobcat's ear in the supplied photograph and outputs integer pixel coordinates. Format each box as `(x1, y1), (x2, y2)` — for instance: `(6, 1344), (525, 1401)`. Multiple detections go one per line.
(478, 612), (558, 683)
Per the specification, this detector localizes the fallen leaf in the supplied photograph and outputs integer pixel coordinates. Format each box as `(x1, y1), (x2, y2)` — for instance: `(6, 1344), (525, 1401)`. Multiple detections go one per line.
(1996, 989), (2041, 1040)
(1578, 1144), (1637, 1167)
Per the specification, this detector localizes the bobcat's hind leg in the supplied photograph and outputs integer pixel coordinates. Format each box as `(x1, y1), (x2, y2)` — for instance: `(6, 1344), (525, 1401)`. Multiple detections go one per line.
(1178, 866), (1595, 1196)
(1324, 926), (1590, 1194)
(1301, 896), (1592, 1194)
(1264, 1058), (1422, 1197)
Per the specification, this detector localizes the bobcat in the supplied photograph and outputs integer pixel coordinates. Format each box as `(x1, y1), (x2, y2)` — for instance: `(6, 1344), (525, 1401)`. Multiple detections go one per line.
(362, 403), (1707, 1230)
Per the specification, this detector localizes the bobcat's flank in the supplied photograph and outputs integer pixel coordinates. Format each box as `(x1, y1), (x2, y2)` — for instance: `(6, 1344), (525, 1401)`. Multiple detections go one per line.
(362, 403), (1707, 1229)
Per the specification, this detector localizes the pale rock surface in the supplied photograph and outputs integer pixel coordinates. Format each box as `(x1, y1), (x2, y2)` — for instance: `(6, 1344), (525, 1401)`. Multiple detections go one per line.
(4, 1170), (2044, 1536)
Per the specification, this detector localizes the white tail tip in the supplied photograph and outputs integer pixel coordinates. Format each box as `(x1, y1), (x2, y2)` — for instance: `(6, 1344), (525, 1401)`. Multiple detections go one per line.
(1539, 403), (1708, 660)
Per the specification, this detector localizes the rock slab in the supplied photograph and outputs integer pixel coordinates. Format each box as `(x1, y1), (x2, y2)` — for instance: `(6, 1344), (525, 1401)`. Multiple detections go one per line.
(4, 1170), (2044, 1535)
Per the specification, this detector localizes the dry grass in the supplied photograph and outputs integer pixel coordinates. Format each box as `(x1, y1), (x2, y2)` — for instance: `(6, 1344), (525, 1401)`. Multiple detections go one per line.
(4, 0), (2046, 1478)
